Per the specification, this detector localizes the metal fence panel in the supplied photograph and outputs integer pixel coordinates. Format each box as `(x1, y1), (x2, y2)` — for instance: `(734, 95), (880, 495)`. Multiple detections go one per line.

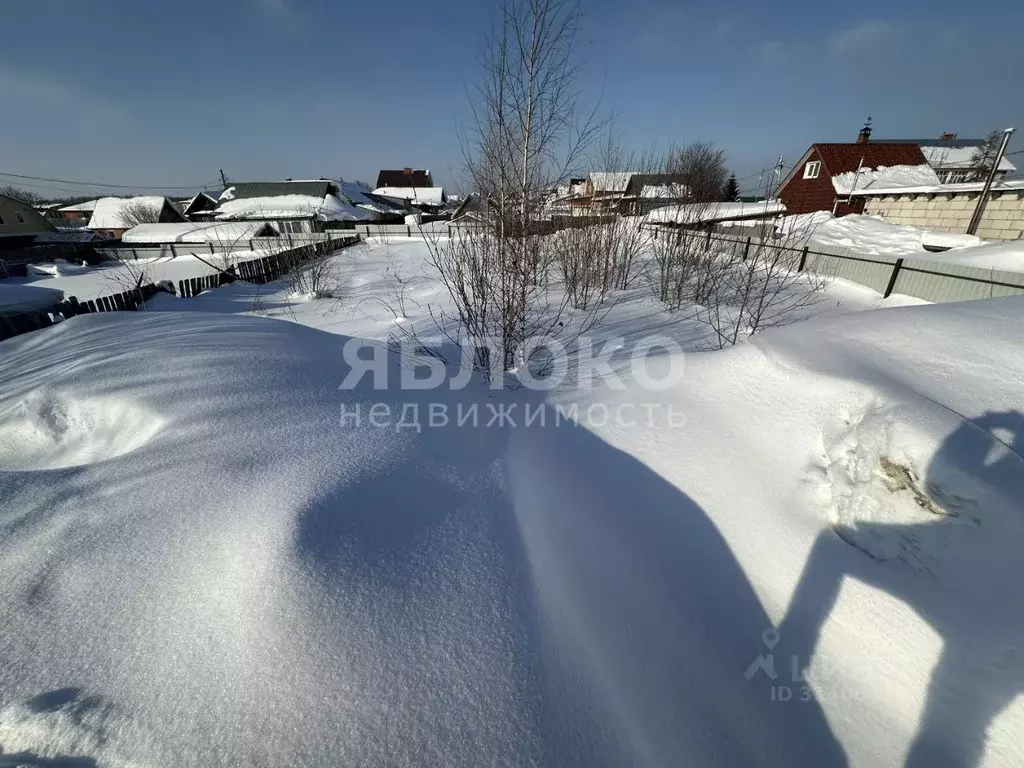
(896, 259), (1024, 302)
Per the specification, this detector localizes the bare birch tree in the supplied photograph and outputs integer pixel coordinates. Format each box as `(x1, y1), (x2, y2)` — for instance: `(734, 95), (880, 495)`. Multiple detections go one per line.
(422, 0), (605, 376)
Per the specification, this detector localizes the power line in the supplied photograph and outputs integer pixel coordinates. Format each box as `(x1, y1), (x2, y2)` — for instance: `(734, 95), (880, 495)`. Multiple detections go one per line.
(0, 170), (221, 191)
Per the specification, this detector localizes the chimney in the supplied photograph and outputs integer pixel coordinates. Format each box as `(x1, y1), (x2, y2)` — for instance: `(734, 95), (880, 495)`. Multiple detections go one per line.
(939, 132), (957, 141)
(856, 116), (873, 144)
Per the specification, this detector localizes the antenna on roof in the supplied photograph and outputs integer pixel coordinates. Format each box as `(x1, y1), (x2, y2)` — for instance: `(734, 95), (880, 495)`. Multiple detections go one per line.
(857, 116), (873, 144)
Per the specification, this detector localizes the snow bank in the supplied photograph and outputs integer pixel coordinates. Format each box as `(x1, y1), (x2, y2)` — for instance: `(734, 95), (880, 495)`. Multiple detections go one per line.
(779, 212), (965, 257)
(920, 231), (983, 252)
(3, 239), (1024, 766)
(0, 283), (64, 313)
(832, 164), (940, 195)
(921, 239), (1024, 273)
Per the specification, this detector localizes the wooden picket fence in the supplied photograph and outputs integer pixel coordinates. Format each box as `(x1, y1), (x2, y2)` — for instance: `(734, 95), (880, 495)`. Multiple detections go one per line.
(1, 236), (363, 343)
(0, 284), (164, 342)
(177, 269), (237, 298)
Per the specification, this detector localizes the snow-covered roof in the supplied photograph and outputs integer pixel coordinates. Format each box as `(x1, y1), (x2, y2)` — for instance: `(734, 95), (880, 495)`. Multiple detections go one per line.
(215, 193), (372, 222)
(59, 199), (100, 213)
(831, 164), (940, 195)
(121, 221), (278, 245)
(646, 200), (785, 224)
(640, 183), (687, 199)
(919, 145), (1016, 172)
(588, 172), (634, 193)
(849, 178), (1024, 197)
(86, 196), (169, 230)
(371, 187), (446, 206)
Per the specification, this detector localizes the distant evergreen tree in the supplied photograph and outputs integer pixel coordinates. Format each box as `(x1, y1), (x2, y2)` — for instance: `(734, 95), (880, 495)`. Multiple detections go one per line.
(722, 173), (740, 202)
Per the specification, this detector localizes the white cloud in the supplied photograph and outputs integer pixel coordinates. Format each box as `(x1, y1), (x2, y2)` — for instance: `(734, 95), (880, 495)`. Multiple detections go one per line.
(830, 20), (897, 55)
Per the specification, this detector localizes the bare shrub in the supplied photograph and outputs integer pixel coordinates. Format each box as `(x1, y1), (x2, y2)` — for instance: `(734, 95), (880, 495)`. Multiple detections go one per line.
(283, 243), (346, 299)
(117, 199), (162, 229)
(697, 234), (829, 349)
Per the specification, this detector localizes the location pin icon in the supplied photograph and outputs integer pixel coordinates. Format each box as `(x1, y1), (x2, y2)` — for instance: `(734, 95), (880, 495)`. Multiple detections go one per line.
(762, 629), (780, 650)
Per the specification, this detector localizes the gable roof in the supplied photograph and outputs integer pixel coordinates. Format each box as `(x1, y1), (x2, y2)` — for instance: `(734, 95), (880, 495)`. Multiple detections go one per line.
(376, 169), (433, 188)
(813, 143), (929, 176)
(215, 193), (372, 222)
(182, 192), (219, 217)
(870, 138), (1016, 172)
(779, 143), (930, 194)
(59, 199), (101, 213)
(588, 172), (634, 193)
(86, 196), (176, 230)
(219, 181), (338, 202)
(624, 173), (687, 198)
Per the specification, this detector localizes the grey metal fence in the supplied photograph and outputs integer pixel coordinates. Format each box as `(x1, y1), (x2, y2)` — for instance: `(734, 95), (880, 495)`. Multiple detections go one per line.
(654, 227), (1024, 304)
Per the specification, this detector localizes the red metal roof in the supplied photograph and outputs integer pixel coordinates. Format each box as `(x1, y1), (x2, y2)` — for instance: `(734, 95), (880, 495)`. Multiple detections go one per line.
(813, 143), (928, 176)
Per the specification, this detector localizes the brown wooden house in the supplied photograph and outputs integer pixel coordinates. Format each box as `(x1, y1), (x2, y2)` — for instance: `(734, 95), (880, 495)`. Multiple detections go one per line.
(778, 141), (930, 216)
(375, 168), (433, 188)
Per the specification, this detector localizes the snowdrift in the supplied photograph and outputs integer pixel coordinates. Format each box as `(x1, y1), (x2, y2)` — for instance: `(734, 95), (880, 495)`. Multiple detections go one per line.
(1, 295), (1023, 766)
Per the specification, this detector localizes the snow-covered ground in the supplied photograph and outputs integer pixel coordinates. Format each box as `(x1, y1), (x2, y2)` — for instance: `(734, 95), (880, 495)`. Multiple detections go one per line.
(1, 237), (1021, 766)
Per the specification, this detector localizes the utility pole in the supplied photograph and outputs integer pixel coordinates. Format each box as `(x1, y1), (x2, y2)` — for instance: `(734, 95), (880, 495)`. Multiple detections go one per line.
(967, 127), (1015, 236)
(219, 169), (229, 189)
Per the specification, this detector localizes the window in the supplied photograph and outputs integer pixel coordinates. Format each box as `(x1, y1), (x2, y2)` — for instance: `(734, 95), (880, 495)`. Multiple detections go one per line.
(15, 212), (26, 224)
(803, 161), (821, 180)
(0, 212), (5, 225)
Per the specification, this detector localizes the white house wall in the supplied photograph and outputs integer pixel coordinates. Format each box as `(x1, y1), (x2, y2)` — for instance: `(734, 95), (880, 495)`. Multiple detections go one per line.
(862, 191), (1024, 240)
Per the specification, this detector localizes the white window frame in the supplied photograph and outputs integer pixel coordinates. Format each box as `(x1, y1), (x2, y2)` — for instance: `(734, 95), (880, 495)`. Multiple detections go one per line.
(803, 161), (821, 180)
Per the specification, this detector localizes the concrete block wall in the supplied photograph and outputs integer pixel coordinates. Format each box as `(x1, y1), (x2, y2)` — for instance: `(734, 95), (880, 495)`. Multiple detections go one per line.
(863, 191), (1024, 240)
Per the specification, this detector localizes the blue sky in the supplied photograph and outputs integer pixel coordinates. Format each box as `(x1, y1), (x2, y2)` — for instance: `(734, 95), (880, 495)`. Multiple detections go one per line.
(1, 0), (1021, 198)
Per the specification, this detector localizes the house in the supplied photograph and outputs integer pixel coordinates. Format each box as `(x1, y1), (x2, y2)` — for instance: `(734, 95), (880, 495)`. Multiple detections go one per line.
(0, 193), (57, 248)
(86, 196), (185, 238)
(180, 192), (220, 221)
(871, 135), (1017, 185)
(581, 172), (634, 214)
(370, 185), (447, 214)
(58, 199), (101, 223)
(621, 174), (688, 215)
(33, 202), (66, 224)
(778, 130), (936, 217)
(214, 180), (373, 233)
(341, 182), (410, 222)
(375, 169), (433, 189)
(850, 179), (1024, 241)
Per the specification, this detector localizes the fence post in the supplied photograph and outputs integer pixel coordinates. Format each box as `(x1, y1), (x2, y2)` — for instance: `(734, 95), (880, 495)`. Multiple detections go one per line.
(209, 243), (215, 255)
(132, 248), (139, 261)
(883, 258), (904, 298)
(705, 228), (712, 249)
(407, 225), (412, 237)
(798, 246), (809, 272)
(170, 244), (178, 259)
(743, 237), (751, 262)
